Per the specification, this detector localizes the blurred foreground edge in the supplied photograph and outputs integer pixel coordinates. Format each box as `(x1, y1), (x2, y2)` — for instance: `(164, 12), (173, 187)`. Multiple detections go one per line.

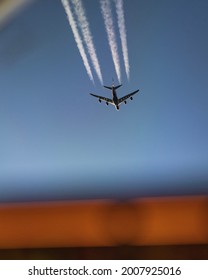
(0, 195), (207, 247)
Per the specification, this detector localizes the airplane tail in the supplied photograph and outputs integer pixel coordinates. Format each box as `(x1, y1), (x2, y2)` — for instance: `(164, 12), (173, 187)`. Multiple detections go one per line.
(103, 84), (122, 90)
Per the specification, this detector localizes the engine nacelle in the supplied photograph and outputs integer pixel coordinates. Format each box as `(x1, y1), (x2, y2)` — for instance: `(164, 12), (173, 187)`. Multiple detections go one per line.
(99, 99), (101, 103)
(130, 97), (133, 100)
(124, 100), (127, 104)
(106, 102), (109, 105)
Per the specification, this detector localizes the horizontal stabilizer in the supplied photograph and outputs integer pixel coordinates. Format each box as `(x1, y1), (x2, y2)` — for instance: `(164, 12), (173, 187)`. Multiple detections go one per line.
(103, 86), (112, 90)
(103, 84), (122, 90)
(114, 84), (122, 90)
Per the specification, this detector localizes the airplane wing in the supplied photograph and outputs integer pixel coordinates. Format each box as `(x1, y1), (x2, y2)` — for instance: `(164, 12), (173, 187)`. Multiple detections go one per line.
(90, 93), (113, 104)
(118, 89), (139, 104)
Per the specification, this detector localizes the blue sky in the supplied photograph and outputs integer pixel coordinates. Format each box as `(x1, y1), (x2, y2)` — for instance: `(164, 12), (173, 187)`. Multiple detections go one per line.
(0, 0), (208, 202)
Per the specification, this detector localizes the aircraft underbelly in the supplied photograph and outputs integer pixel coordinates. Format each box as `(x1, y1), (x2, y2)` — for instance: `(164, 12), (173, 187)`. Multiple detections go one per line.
(113, 96), (118, 105)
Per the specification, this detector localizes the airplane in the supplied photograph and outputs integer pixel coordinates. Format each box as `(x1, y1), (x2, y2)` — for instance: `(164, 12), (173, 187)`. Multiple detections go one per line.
(90, 84), (139, 110)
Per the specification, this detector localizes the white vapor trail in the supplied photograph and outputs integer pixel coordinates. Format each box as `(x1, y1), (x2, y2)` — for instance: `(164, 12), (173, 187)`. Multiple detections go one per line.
(100, 0), (121, 83)
(114, 0), (130, 80)
(61, 0), (94, 83)
(71, 0), (103, 84)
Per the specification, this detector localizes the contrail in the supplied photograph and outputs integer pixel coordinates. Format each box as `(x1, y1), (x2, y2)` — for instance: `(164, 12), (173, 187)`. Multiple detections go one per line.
(100, 0), (121, 83)
(71, 0), (103, 84)
(61, 0), (94, 83)
(114, 0), (130, 80)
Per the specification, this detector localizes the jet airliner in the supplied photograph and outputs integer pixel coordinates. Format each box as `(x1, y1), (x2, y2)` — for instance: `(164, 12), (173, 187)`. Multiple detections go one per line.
(90, 84), (139, 110)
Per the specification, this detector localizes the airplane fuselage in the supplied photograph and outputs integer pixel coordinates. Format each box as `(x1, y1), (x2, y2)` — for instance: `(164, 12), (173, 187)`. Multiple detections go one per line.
(112, 88), (120, 110)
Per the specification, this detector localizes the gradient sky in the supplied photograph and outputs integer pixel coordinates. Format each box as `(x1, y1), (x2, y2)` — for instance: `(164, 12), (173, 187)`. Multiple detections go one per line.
(0, 0), (208, 202)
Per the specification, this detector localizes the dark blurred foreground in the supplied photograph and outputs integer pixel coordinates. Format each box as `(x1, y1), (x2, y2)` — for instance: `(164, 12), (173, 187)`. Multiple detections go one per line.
(0, 245), (208, 260)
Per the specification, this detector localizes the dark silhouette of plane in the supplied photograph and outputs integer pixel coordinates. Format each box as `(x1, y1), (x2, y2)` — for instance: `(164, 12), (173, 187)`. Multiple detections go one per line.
(90, 84), (139, 110)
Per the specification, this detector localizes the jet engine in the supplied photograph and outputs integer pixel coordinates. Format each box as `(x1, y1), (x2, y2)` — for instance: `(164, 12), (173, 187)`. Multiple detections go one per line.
(106, 102), (109, 105)
(124, 100), (127, 104)
(99, 99), (101, 103)
(130, 97), (133, 100)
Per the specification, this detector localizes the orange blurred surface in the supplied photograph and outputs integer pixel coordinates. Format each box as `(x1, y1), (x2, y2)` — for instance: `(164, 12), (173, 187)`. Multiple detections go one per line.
(0, 196), (207, 248)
